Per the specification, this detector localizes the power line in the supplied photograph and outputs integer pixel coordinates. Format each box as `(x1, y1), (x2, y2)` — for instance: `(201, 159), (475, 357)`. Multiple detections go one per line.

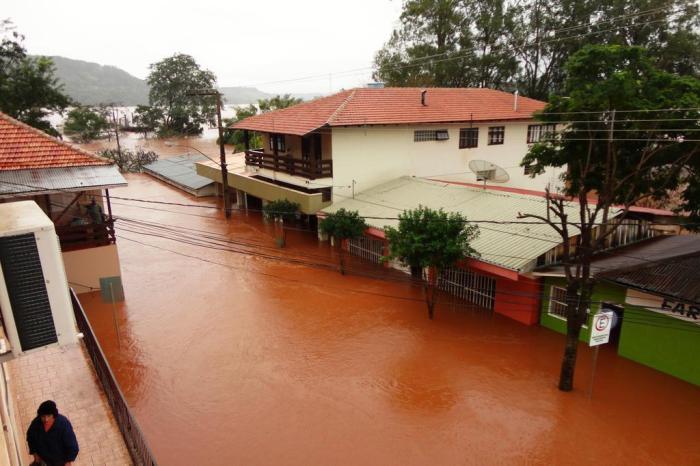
(114, 231), (700, 332)
(234, 7), (689, 90)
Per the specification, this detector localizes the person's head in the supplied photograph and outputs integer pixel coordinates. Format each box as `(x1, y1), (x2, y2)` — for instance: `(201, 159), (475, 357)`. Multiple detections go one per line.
(90, 198), (97, 205)
(37, 400), (58, 424)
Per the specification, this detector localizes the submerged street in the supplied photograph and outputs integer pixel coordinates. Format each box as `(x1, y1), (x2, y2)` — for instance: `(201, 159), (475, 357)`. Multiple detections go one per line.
(80, 174), (700, 465)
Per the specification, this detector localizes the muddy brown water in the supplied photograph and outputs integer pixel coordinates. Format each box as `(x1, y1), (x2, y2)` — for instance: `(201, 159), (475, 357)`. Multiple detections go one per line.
(79, 174), (700, 465)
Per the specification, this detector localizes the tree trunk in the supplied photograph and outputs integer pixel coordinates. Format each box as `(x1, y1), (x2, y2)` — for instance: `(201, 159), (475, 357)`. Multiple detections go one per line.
(558, 281), (587, 391)
(558, 322), (582, 391)
(424, 267), (438, 320)
(338, 240), (345, 275)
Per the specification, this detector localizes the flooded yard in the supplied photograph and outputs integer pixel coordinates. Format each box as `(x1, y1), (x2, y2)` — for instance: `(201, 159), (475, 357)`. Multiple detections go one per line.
(80, 174), (700, 465)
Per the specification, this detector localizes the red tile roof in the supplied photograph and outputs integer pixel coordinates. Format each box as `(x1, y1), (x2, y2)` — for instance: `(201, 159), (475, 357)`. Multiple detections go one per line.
(231, 88), (546, 136)
(0, 112), (110, 171)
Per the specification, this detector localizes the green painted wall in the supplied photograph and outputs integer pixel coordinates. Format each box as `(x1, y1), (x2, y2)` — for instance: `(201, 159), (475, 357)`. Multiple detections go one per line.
(618, 305), (700, 386)
(539, 277), (626, 342)
(540, 277), (700, 386)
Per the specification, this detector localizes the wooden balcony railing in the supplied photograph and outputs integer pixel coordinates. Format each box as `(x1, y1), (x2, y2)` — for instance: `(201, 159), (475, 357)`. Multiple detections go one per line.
(245, 149), (332, 180)
(56, 219), (116, 251)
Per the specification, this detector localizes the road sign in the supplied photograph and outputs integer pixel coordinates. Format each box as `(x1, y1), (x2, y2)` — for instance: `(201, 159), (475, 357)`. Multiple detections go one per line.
(589, 311), (614, 346)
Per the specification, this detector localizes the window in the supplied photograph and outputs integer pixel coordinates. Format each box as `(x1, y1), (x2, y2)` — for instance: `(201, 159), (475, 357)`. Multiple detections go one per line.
(549, 286), (568, 318)
(488, 126), (505, 145)
(414, 129), (449, 142)
(527, 124), (556, 143)
(459, 128), (479, 148)
(269, 133), (286, 152)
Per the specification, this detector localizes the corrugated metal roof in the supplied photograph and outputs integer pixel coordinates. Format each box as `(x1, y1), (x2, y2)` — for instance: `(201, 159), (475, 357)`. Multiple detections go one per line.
(600, 252), (700, 304)
(536, 235), (700, 276)
(0, 165), (127, 198)
(322, 177), (592, 272)
(143, 154), (215, 192)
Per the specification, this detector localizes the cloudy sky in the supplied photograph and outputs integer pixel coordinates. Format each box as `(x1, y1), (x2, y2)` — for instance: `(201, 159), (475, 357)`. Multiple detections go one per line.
(5, 0), (403, 94)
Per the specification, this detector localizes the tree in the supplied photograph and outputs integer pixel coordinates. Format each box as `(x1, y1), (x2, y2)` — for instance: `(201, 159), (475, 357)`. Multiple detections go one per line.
(520, 45), (700, 391)
(373, 0), (473, 87)
(384, 206), (479, 319)
(257, 94), (302, 112)
(221, 104), (261, 149)
(63, 106), (110, 142)
(146, 53), (217, 135)
(132, 105), (163, 137)
(99, 148), (158, 173)
(0, 20), (71, 135)
(373, 1), (700, 99)
(319, 209), (368, 275)
(263, 199), (300, 222)
(507, 0), (700, 99)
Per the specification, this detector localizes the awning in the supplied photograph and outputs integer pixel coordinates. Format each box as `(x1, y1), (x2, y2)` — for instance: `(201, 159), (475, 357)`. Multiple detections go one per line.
(0, 165), (127, 198)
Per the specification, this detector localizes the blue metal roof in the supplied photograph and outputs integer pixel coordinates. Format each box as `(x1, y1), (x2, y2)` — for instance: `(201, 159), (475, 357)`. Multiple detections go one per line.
(143, 154), (215, 194)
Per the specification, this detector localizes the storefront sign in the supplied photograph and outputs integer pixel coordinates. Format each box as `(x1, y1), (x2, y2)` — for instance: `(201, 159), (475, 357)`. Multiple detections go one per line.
(626, 289), (700, 326)
(589, 311), (614, 346)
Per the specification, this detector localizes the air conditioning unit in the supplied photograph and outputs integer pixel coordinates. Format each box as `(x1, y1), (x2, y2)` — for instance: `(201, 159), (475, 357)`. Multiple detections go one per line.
(0, 201), (79, 361)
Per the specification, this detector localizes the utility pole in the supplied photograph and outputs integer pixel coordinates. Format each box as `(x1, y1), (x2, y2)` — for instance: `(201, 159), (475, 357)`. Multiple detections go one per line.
(187, 90), (231, 218)
(111, 107), (122, 156)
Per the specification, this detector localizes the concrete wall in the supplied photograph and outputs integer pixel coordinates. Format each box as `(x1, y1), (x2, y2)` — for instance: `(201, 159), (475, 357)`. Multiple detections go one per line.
(330, 122), (563, 199)
(62, 244), (121, 294)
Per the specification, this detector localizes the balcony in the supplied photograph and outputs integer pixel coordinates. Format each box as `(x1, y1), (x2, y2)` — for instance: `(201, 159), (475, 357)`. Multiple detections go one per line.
(55, 219), (116, 251)
(245, 149), (332, 180)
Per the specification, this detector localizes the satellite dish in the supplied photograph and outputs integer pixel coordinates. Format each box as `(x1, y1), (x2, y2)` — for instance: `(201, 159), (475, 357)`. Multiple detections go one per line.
(468, 160), (510, 184)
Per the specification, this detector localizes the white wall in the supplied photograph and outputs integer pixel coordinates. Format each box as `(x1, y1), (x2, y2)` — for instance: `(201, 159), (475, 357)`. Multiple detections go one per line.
(330, 122), (563, 199)
(62, 244), (122, 294)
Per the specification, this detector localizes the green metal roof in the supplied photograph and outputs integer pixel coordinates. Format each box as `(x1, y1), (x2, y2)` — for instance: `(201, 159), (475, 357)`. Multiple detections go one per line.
(323, 177), (592, 272)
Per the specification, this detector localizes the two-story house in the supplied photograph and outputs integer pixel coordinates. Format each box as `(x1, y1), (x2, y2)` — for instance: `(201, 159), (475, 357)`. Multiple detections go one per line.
(196, 87), (561, 214)
(0, 111), (127, 294)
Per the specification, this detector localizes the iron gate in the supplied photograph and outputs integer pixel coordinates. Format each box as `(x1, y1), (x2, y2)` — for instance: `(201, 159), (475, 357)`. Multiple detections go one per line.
(439, 267), (496, 311)
(348, 236), (385, 264)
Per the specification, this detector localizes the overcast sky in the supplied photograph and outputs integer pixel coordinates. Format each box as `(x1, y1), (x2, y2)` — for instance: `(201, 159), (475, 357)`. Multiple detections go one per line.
(5, 0), (403, 94)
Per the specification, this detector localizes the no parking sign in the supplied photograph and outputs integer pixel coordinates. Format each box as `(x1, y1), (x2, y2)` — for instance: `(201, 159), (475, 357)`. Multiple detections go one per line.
(589, 311), (614, 346)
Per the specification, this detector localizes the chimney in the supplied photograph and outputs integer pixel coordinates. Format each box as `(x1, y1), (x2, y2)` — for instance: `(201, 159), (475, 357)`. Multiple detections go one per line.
(513, 90), (519, 112)
(421, 89), (427, 106)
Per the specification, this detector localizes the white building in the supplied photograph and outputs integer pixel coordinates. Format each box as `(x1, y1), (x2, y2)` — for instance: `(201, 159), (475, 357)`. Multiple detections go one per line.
(196, 87), (562, 214)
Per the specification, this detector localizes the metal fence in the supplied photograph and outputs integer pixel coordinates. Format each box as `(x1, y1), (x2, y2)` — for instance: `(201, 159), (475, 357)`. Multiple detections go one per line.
(348, 236), (385, 264)
(438, 267), (496, 311)
(70, 289), (158, 466)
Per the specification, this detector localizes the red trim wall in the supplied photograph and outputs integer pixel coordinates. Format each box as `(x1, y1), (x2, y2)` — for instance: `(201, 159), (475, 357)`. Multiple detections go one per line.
(359, 228), (542, 325)
(493, 273), (541, 325)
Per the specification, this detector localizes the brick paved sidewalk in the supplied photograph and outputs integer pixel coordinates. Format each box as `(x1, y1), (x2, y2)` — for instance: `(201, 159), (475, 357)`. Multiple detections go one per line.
(6, 344), (131, 466)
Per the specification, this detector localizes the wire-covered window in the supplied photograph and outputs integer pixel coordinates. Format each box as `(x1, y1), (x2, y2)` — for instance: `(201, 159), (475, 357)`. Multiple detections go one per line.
(459, 128), (479, 148)
(527, 124), (556, 143)
(549, 286), (568, 318)
(488, 126), (505, 145)
(414, 129), (449, 142)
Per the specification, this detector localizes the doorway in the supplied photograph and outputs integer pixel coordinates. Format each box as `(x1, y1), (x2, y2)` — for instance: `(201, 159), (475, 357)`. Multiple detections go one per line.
(600, 302), (625, 345)
(302, 133), (322, 175)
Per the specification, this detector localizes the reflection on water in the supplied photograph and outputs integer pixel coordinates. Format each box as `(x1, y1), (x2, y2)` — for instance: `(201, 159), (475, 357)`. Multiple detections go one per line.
(80, 174), (700, 465)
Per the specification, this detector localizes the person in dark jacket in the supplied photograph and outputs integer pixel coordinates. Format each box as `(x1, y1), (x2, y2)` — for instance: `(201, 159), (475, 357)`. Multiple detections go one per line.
(26, 400), (79, 466)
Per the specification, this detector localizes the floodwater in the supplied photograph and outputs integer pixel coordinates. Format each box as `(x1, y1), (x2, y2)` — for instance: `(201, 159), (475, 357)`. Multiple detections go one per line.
(79, 174), (700, 465)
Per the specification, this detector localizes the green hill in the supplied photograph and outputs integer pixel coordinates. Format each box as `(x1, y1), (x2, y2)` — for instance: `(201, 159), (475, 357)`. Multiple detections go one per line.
(46, 56), (149, 105)
(43, 56), (319, 106)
